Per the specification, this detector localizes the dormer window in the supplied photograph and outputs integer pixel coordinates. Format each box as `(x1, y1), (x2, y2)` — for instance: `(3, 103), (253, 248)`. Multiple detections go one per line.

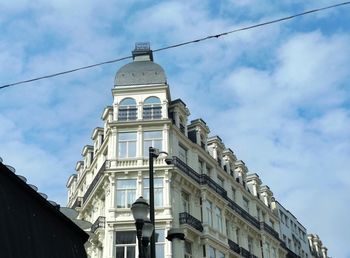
(200, 134), (205, 149)
(179, 117), (186, 134)
(143, 96), (161, 119)
(118, 98), (137, 121)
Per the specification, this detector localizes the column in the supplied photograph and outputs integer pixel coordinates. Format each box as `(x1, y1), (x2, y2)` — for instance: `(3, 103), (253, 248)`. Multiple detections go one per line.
(162, 99), (168, 119)
(137, 101), (143, 120)
(108, 128), (117, 168)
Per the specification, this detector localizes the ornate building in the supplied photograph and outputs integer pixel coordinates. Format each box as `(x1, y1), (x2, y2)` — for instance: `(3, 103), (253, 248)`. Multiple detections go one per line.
(66, 43), (329, 258)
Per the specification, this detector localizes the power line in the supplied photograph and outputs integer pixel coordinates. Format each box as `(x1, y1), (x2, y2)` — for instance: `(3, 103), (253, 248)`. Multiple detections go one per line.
(1, 1), (350, 91)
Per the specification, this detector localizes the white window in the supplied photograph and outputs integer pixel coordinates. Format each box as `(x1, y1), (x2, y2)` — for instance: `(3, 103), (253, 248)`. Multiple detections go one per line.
(257, 207), (261, 221)
(179, 144), (187, 163)
(265, 243), (271, 258)
(143, 131), (162, 157)
(208, 246), (216, 258)
(143, 96), (161, 119)
(218, 251), (225, 258)
(143, 178), (163, 207)
(115, 231), (136, 257)
(118, 132), (137, 158)
(206, 201), (213, 227)
(248, 236), (254, 253)
(217, 176), (224, 188)
(184, 240), (192, 258)
(118, 98), (137, 121)
(215, 207), (223, 233)
(155, 229), (165, 257)
(271, 247), (277, 258)
(231, 187), (236, 201)
(116, 179), (136, 208)
(243, 197), (249, 212)
(236, 228), (240, 245)
(198, 160), (203, 174)
(181, 191), (190, 213)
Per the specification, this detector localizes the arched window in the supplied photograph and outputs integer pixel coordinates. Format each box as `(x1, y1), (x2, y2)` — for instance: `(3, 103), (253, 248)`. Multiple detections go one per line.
(118, 98), (137, 121)
(143, 96), (161, 119)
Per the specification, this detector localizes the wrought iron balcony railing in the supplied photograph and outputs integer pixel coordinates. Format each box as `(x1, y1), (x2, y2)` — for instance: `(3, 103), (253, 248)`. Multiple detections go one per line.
(71, 197), (83, 209)
(179, 212), (203, 232)
(228, 239), (240, 254)
(83, 161), (106, 203)
(226, 198), (260, 230)
(240, 247), (251, 258)
(200, 174), (227, 197)
(170, 156), (261, 231)
(91, 216), (106, 233)
(171, 157), (200, 183)
(260, 222), (279, 240)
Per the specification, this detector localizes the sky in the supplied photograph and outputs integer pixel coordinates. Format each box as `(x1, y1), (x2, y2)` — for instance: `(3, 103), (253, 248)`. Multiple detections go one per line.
(1, 1), (349, 257)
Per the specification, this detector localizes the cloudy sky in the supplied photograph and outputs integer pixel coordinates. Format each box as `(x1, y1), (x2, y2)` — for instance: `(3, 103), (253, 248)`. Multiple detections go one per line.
(1, 1), (349, 257)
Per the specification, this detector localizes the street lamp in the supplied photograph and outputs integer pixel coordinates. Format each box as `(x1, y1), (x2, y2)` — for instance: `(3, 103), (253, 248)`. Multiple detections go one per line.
(131, 197), (151, 258)
(148, 147), (168, 258)
(141, 218), (154, 257)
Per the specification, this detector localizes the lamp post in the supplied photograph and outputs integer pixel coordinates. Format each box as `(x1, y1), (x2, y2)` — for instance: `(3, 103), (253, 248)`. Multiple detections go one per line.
(131, 197), (153, 258)
(148, 147), (168, 258)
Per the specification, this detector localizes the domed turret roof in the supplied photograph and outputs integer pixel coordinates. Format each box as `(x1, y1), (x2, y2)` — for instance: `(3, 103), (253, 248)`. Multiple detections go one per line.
(115, 43), (167, 87)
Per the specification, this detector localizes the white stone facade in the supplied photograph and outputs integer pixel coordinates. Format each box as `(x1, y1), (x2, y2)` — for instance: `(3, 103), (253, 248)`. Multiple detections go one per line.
(66, 44), (329, 258)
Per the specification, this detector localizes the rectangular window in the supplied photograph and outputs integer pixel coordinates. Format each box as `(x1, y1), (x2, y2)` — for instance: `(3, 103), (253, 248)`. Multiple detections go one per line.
(215, 207), (223, 233)
(208, 246), (216, 258)
(198, 160), (203, 174)
(257, 207), (261, 221)
(206, 201), (213, 227)
(143, 178), (163, 207)
(155, 229), (165, 258)
(179, 144), (187, 163)
(231, 187), (236, 201)
(116, 179), (136, 208)
(265, 243), (270, 258)
(218, 251), (225, 258)
(143, 105), (161, 119)
(143, 131), (162, 157)
(217, 176), (224, 188)
(181, 191), (190, 213)
(243, 197), (249, 212)
(118, 132), (137, 158)
(248, 236), (254, 253)
(115, 231), (136, 258)
(236, 228), (240, 245)
(185, 241), (192, 258)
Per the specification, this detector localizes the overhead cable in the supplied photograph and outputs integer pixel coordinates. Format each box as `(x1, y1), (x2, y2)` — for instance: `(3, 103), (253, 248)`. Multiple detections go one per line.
(1, 1), (349, 90)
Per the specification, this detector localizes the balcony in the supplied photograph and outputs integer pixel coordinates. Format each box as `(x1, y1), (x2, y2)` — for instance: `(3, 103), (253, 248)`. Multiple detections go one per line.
(91, 216), (106, 233)
(179, 212), (203, 232)
(83, 161), (106, 203)
(228, 239), (240, 254)
(199, 174), (227, 198)
(171, 157), (200, 183)
(180, 124), (186, 134)
(240, 247), (251, 258)
(260, 222), (279, 240)
(226, 198), (260, 229)
(71, 197), (83, 209)
(170, 156), (260, 230)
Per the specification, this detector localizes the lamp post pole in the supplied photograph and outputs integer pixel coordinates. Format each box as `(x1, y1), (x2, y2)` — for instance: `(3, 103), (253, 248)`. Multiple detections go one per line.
(149, 146), (156, 258)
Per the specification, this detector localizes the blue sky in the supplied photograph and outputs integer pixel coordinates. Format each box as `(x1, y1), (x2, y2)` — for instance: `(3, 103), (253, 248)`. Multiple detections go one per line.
(1, 1), (350, 257)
